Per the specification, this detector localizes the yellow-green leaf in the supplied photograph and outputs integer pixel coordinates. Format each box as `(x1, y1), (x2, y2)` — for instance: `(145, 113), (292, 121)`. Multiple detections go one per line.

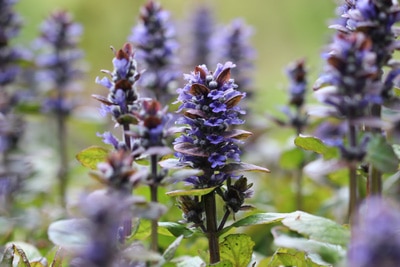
(76, 146), (109, 170)
(220, 234), (254, 267)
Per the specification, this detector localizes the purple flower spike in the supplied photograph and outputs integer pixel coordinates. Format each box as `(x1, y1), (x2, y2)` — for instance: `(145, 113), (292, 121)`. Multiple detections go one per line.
(173, 62), (248, 188)
(36, 10), (84, 115)
(128, 0), (179, 104)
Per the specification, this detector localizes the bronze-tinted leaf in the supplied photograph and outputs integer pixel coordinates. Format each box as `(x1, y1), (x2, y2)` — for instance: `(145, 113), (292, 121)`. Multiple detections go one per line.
(184, 109), (206, 119)
(225, 94), (243, 108)
(174, 143), (209, 157)
(195, 66), (207, 80)
(223, 129), (253, 140)
(221, 162), (270, 174)
(327, 56), (343, 70)
(144, 116), (162, 128)
(92, 94), (113, 106)
(189, 83), (210, 96)
(216, 67), (231, 85)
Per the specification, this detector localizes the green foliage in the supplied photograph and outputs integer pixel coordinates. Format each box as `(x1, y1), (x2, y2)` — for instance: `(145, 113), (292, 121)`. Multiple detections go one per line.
(75, 146), (109, 170)
(366, 135), (399, 174)
(219, 234), (255, 267)
(166, 187), (218, 197)
(294, 135), (338, 160)
(279, 147), (305, 170)
(266, 248), (327, 267)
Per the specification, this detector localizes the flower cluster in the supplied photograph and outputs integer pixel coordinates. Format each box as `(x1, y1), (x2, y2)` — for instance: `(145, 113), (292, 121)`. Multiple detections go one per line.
(174, 62), (249, 188)
(0, 0), (22, 87)
(36, 10), (84, 115)
(332, 0), (400, 67)
(95, 43), (141, 150)
(348, 197), (400, 267)
(128, 0), (179, 104)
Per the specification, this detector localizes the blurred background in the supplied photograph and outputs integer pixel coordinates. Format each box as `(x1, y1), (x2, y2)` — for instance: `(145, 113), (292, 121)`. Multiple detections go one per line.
(8, 0), (344, 258)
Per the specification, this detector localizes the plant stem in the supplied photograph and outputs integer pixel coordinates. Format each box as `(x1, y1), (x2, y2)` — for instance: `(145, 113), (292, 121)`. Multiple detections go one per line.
(150, 154), (158, 252)
(203, 190), (220, 264)
(347, 123), (358, 222)
(56, 108), (68, 208)
(368, 104), (382, 197)
(123, 124), (131, 150)
(218, 210), (231, 231)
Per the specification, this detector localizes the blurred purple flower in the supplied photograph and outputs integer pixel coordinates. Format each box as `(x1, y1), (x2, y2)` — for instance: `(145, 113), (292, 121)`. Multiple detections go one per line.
(211, 19), (255, 96)
(35, 10), (84, 115)
(0, 0), (23, 87)
(128, 0), (179, 104)
(173, 62), (247, 187)
(348, 197), (400, 267)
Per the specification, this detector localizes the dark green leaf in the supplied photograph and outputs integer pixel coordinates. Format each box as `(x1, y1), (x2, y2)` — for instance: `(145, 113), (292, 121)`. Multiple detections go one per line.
(367, 135), (399, 173)
(221, 213), (287, 235)
(76, 146), (109, 170)
(219, 234), (254, 267)
(295, 135), (338, 159)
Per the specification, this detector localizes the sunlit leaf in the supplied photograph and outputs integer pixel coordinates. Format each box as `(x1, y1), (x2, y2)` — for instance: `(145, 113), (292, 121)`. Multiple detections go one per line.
(48, 219), (90, 249)
(221, 213), (287, 235)
(367, 135), (399, 174)
(294, 135), (338, 159)
(273, 234), (344, 265)
(158, 222), (194, 238)
(267, 248), (325, 267)
(280, 211), (350, 246)
(159, 158), (191, 169)
(166, 186), (217, 197)
(76, 146), (109, 170)
(1, 245), (14, 266)
(279, 147), (305, 170)
(221, 162), (270, 174)
(212, 261), (233, 267)
(12, 244), (31, 267)
(220, 234), (254, 267)
(163, 235), (183, 262)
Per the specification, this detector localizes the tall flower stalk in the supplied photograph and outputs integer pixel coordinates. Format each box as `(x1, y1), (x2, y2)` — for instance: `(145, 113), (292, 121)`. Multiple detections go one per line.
(128, 0), (179, 105)
(314, 32), (380, 220)
(173, 62), (269, 263)
(36, 10), (84, 207)
(330, 0), (400, 197)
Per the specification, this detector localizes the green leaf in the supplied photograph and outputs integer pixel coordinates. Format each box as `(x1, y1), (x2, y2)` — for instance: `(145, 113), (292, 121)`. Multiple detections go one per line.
(133, 219), (152, 240)
(12, 244), (31, 267)
(295, 135), (338, 159)
(163, 235), (183, 262)
(221, 162), (270, 174)
(273, 234), (344, 265)
(367, 135), (399, 174)
(279, 147), (305, 170)
(75, 146), (109, 170)
(4, 242), (43, 267)
(280, 211), (350, 246)
(158, 222), (194, 238)
(267, 248), (324, 267)
(219, 234), (254, 267)
(166, 186), (218, 197)
(48, 219), (90, 249)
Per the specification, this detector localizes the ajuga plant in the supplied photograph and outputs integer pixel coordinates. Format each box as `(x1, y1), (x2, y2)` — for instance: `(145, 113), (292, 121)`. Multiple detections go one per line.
(35, 10), (84, 207)
(0, 0), (30, 214)
(329, 0), (400, 197)
(93, 42), (175, 253)
(128, 0), (179, 105)
(172, 62), (269, 263)
(268, 59), (309, 210)
(311, 0), (400, 221)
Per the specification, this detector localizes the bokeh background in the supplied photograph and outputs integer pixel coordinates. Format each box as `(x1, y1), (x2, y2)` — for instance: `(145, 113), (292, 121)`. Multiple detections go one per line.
(11, 0), (343, 258)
